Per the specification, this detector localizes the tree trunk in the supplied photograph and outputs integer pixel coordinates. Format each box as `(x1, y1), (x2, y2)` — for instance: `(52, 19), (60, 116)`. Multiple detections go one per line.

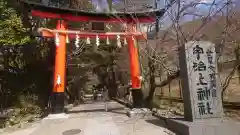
(145, 54), (156, 108)
(108, 49), (117, 98)
(235, 44), (240, 83)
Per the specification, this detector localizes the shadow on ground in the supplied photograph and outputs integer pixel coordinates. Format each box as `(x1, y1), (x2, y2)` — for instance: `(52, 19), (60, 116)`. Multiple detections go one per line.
(62, 129), (82, 135)
(66, 107), (127, 115)
(145, 117), (181, 135)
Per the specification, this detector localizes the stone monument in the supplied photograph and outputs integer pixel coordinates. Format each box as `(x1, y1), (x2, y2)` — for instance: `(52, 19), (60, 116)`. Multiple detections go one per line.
(166, 41), (240, 135)
(181, 41), (224, 121)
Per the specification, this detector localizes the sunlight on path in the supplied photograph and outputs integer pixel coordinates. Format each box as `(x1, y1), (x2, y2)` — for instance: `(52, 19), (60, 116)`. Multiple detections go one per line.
(84, 116), (120, 135)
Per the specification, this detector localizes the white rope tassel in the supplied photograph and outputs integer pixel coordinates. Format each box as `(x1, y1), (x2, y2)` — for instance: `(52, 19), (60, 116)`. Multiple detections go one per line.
(75, 33), (80, 48)
(55, 33), (60, 47)
(117, 35), (121, 48)
(96, 35), (99, 47)
(132, 36), (137, 47)
(66, 34), (69, 44)
(86, 37), (90, 44)
(106, 36), (110, 45)
(124, 37), (127, 45)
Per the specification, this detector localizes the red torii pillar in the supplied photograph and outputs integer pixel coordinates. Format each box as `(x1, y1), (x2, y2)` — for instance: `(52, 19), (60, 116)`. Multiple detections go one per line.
(127, 24), (143, 108)
(51, 20), (67, 113)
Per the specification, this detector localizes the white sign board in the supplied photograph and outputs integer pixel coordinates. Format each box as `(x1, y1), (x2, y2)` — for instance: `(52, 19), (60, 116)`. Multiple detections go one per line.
(180, 41), (223, 121)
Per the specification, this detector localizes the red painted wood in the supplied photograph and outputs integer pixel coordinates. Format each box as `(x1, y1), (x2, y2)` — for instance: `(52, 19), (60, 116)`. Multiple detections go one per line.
(40, 30), (146, 39)
(31, 10), (156, 23)
(53, 20), (66, 93)
(127, 24), (141, 89)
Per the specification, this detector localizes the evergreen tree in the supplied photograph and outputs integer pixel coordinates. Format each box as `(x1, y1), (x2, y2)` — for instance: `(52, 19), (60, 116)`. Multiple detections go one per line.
(0, 0), (30, 46)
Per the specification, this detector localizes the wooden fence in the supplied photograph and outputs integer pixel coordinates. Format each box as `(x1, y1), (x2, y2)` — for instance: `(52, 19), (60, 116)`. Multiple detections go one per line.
(154, 60), (240, 103)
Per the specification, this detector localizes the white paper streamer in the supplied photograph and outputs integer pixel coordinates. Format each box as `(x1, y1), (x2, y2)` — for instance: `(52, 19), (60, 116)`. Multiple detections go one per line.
(96, 35), (100, 47)
(106, 36), (110, 45)
(55, 33), (60, 47)
(117, 35), (121, 48)
(75, 33), (80, 48)
(86, 37), (90, 44)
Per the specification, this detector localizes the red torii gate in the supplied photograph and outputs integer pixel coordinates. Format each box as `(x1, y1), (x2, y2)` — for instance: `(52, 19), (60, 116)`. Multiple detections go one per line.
(22, 1), (164, 113)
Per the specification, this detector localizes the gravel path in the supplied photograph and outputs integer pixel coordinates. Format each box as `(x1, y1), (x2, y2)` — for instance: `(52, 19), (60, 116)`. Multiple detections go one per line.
(1, 101), (174, 135)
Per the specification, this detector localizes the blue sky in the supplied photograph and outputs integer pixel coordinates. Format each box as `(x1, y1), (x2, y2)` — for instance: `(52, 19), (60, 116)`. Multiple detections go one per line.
(90, 0), (228, 15)
(91, 0), (122, 11)
(91, 0), (238, 12)
(90, 0), (237, 29)
(91, 0), (157, 11)
(160, 0), (232, 27)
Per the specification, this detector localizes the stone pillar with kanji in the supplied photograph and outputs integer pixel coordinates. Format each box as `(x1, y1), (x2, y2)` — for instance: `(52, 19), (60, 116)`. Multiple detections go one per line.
(180, 41), (223, 121)
(167, 40), (240, 135)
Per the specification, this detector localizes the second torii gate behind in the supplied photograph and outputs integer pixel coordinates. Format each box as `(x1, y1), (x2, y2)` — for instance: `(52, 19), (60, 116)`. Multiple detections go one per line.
(22, 0), (164, 113)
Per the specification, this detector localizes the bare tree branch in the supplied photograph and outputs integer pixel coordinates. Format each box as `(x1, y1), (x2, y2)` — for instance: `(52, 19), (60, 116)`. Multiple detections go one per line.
(222, 63), (240, 92)
(156, 70), (180, 87)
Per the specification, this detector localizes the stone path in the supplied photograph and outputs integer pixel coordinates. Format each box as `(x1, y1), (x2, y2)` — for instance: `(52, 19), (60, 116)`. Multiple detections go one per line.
(2, 101), (173, 135)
